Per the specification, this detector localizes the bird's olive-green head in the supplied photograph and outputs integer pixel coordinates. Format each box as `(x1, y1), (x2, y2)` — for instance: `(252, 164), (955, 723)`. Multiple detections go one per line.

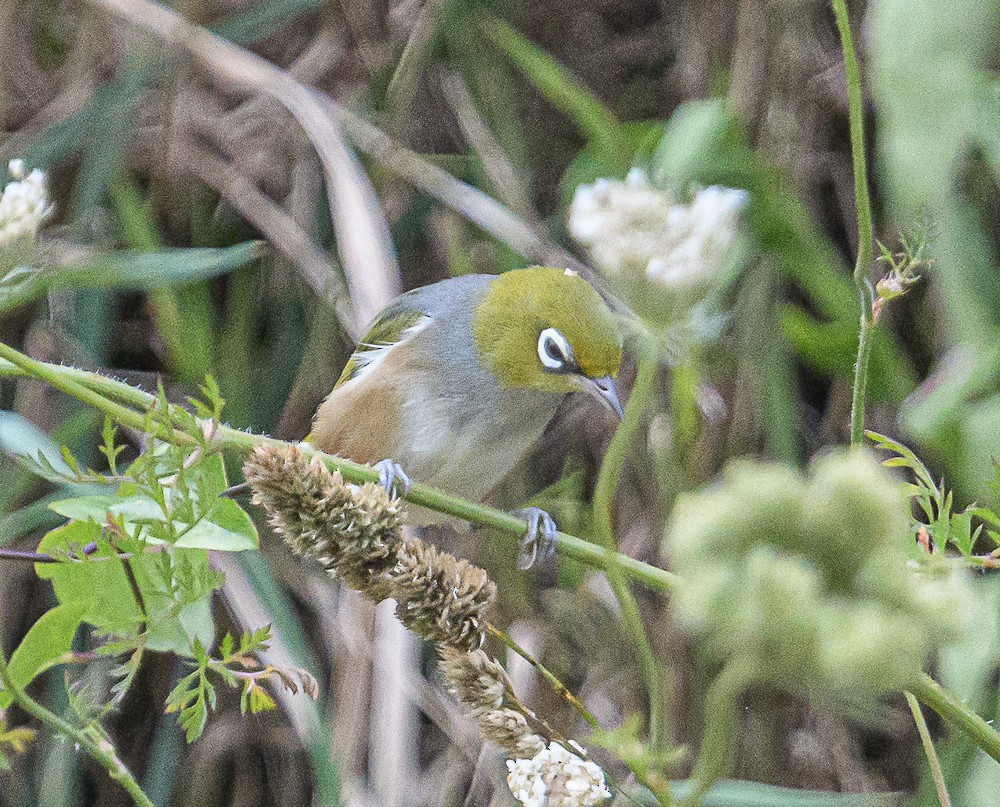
(473, 267), (624, 415)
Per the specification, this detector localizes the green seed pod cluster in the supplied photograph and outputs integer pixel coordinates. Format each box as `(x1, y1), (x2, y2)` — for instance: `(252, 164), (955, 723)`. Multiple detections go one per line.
(667, 450), (964, 694)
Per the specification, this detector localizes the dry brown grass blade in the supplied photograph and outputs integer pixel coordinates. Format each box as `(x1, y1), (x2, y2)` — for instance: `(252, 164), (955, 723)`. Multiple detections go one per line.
(369, 599), (420, 807)
(332, 104), (561, 264)
(88, 0), (402, 327)
(211, 553), (328, 761)
(439, 70), (536, 221)
(84, 0), (608, 297)
(183, 142), (359, 335)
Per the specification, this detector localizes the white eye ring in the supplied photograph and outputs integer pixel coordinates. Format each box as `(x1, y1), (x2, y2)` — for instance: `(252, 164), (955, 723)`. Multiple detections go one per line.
(538, 327), (572, 370)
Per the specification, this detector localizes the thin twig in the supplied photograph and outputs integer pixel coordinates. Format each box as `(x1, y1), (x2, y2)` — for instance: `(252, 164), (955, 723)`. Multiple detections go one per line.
(0, 548), (61, 563)
(0, 349), (680, 594)
(105, 522), (147, 627)
(0, 545), (166, 565)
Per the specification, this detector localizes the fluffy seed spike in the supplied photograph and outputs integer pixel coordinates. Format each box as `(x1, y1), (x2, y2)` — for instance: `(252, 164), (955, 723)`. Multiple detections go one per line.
(243, 444), (403, 592)
(387, 539), (496, 652)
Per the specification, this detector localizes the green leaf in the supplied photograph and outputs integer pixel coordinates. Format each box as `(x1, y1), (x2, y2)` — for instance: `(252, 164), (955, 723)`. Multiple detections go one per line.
(241, 681), (277, 714)
(950, 510), (977, 556)
(779, 307), (858, 376)
(1, 243), (262, 312)
(213, 0), (327, 45)
(49, 492), (162, 525)
(669, 777), (899, 806)
(193, 453), (229, 506)
(174, 497), (258, 552)
(0, 411), (76, 477)
(653, 100), (743, 190)
(48, 454), (257, 551)
(239, 625), (272, 656)
(0, 602), (90, 709)
(557, 121), (665, 211)
(36, 521), (217, 654)
(0, 725), (36, 769)
(178, 689), (210, 743)
(36, 521), (142, 634)
(141, 550), (217, 654)
(865, 430), (940, 495)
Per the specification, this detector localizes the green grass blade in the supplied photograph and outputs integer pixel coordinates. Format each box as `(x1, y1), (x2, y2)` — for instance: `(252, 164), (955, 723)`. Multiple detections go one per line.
(478, 14), (629, 173)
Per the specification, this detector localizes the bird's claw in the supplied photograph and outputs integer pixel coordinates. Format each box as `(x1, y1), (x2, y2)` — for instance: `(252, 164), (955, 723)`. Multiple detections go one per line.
(513, 507), (558, 570)
(375, 458), (412, 497)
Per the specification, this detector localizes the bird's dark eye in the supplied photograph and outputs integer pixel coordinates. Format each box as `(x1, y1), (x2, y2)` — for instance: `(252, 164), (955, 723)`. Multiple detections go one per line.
(538, 327), (572, 370)
(544, 337), (563, 361)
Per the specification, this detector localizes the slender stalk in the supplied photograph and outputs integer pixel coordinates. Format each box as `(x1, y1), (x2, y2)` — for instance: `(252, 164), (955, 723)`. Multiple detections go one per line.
(0, 351), (680, 595)
(0, 546), (164, 564)
(0, 548), (61, 563)
(912, 673), (1000, 765)
(0, 344), (194, 446)
(850, 309), (874, 447)
(0, 650), (154, 807)
(486, 622), (599, 729)
(906, 690), (952, 807)
(832, 0), (876, 446)
(592, 358), (667, 760)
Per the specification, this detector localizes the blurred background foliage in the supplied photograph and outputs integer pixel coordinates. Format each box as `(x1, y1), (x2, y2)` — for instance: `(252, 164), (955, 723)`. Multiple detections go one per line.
(1, 0), (1000, 805)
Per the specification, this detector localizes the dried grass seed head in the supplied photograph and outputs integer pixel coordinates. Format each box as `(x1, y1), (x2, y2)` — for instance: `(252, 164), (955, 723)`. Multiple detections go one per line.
(388, 538), (496, 652)
(243, 444), (403, 587)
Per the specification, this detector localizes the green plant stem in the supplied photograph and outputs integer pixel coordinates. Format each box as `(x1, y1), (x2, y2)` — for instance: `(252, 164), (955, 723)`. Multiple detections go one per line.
(486, 623), (600, 729)
(832, 0), (875, 447)
(905, 690), (952, 807)
(912, 673), (1000, 765)
(0, 344), (194, 446)
(683, 660), (756, 807)
(0, 351), (679, 594)
(850, 313), (874, 447)
(0, 649), (154, 807)
(592, 357), (667, 761)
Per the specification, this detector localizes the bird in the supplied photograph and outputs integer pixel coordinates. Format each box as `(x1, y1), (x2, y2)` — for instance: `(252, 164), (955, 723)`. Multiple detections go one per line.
(307, 266), (624, 568)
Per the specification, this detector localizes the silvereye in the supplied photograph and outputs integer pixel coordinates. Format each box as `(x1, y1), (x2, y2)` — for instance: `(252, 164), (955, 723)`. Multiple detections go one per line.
(308, 266), (624, 568)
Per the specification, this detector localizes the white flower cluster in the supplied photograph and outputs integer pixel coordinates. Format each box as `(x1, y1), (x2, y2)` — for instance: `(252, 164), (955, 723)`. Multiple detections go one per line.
(568, 168), (748, 288)
(1, 159), (53, 248)
(506, 741), (611, 807)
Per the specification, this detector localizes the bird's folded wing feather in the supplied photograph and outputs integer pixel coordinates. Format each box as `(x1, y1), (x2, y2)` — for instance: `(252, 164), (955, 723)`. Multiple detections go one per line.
(334, 296), (431, 388)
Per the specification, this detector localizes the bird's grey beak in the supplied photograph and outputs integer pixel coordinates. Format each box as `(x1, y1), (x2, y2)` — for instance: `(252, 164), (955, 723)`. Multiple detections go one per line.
(582, 375), (624, 420)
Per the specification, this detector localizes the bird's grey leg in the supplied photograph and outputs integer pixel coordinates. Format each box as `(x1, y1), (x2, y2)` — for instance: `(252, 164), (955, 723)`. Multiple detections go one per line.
(513, 507), (558, 570)
(375, 458), (412, 497)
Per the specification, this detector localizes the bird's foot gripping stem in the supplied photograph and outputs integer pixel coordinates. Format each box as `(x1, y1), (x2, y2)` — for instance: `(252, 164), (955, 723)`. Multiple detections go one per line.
(513, 507), (558, 570)
(375, 459), (412, 497)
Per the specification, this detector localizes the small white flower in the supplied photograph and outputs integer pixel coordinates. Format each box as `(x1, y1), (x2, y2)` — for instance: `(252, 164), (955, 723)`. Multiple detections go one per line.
(506, 741), (611, 806)
(568, 170), (748, 289)
(1, 159), (54, 249)
(7, 159), (26, 180)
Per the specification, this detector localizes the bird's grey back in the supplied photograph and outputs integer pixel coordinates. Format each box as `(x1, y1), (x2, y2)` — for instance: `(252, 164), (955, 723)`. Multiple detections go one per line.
(395, 273), (559, 440)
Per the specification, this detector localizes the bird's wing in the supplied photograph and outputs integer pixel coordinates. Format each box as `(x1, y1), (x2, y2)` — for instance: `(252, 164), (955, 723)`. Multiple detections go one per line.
(334, 295), (431, 389)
